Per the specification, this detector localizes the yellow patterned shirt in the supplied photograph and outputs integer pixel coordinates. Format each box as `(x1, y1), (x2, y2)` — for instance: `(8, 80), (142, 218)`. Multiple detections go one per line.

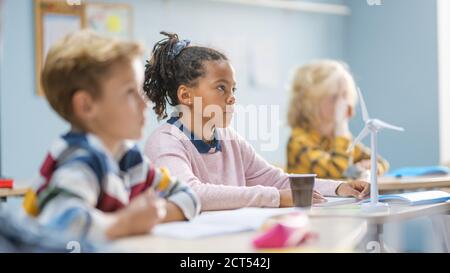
(287, 127), (389, 179)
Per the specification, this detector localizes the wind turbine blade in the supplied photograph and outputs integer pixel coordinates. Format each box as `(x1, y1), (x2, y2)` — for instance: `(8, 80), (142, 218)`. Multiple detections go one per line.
(357, 87), (370, 122)
(347, 126), (370, 153)
(374, 119), (404, 131)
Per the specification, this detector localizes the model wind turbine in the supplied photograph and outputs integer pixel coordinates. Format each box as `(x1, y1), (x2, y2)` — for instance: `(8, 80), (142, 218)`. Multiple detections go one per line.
(348, 88), (404, 210)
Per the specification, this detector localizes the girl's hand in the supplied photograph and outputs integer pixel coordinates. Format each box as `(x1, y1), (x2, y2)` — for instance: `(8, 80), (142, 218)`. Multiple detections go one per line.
(355, 159), (371, 170)
(279, 189), (327, 207)
(312, 190), (327, 204)
(335, 180), (370, 199)
(279, 189), (293, 207)
(355, 159), (384, 176)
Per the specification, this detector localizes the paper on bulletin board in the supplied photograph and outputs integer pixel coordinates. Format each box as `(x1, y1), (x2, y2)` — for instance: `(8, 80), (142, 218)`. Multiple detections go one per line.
(86, 4), (131, 40)
(43, 14), (81, 59)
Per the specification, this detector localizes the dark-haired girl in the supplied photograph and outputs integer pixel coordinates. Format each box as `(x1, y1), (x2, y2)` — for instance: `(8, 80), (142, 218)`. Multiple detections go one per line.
(143, 32), (370, 211)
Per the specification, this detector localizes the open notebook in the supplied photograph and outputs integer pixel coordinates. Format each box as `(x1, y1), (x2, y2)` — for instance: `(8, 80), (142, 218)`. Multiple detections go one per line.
(313, 197), (358, 207)
(362, 190), (450, 206)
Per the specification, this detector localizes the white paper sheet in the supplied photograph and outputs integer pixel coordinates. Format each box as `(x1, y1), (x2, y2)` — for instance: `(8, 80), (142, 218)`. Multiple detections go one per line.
(153, 207), (299, 239)
(313, 197), (359, 207)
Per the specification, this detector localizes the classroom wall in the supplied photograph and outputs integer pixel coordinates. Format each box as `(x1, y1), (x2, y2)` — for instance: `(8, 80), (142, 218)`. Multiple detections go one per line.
(437, 0), (450, 165)
(346, 0), (440, 169)
(0, 0), (346, 179)
(1, 0), (70, 180)
(0, 0), (441, 179)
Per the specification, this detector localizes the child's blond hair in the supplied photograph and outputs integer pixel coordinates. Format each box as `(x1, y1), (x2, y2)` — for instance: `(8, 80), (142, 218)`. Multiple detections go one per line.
(287, 59), (357, 128)
(42, 30), (143, 127)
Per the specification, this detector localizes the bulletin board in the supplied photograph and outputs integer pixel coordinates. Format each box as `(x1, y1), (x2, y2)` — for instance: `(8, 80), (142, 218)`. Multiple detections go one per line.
(85, 3), (132, 40)
(34, 1), (133, 96)
(34, 0), (86, 96)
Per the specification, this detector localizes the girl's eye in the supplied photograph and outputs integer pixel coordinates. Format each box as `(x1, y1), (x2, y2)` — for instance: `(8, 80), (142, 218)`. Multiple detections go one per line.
(232, 87), (237, 93)
(217, 85), (226, 92)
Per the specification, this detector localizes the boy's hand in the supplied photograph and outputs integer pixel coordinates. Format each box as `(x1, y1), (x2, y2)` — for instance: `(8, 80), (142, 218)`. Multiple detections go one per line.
(107, 190), (166, 239)
(336, 180), (370, 200)
(162, 201), (186, 222)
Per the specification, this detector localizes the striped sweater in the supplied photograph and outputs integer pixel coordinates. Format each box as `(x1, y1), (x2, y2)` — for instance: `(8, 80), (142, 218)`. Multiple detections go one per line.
(23, 131), (200, 241)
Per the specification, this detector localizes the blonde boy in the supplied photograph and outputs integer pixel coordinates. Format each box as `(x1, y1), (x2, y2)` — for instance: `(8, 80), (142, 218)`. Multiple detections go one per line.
(23, 30), (200, 241)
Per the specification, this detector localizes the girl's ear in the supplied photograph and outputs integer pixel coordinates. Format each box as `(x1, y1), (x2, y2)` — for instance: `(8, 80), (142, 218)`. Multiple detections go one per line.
(177, 85), (192, 106)
(348, 105), (355, 118)
(72, 90), (96, 121)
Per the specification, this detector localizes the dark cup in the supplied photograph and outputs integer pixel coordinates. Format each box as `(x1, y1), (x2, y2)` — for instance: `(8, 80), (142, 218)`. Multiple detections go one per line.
(288, 174), (317, 208)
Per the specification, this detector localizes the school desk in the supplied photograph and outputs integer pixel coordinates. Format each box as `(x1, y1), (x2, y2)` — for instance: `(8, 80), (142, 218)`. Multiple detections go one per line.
(378, 175), (450, 193)
(0, 187), (28, 202)
(111, 200), (450, 253)
(111, 216), (367, 253)
(309, 201), (450, 252)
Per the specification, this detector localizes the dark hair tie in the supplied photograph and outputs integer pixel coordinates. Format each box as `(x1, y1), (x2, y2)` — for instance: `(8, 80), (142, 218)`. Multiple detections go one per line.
(168, 39), (190, 60)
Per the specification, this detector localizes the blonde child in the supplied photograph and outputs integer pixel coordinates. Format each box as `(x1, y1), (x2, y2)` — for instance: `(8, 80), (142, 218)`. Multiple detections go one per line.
(287, 60), (389, 179)
(23, 30), (200, 241)
(144, 33), (370, 211)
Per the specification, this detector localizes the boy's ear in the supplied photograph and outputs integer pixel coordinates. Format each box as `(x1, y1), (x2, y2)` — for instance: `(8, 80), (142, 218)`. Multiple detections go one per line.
(72, 90), (96, 120)
(177, 85), (192, 106)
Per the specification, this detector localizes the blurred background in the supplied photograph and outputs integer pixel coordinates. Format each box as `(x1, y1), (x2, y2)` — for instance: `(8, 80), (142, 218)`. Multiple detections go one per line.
(1, 0), (449, 181)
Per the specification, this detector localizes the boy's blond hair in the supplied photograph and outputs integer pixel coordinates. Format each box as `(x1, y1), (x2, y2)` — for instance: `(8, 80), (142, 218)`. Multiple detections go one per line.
(42, 30), (143, 126)
(287, 59), (357, 128)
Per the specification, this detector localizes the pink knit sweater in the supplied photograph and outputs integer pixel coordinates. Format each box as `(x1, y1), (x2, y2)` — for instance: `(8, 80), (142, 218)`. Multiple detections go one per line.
(145, 119), (342, 211)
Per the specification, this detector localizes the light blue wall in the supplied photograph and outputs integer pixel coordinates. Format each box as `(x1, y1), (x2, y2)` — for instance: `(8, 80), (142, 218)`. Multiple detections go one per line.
(346, 0), (440, 169)
(1, 0), (347, 179)
(1, 0), (441, 179)
(1, 0), (69, 180)
(123, 0), (347, 168)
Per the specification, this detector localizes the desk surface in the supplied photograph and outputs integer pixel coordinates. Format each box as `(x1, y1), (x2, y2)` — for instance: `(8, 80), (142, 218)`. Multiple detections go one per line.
(112, 216), (367, 253)
(309, 201), (450, 224)
(112, 202), (450, 252)
(0, 188), (28, 198)
(378, 175), (450, 192)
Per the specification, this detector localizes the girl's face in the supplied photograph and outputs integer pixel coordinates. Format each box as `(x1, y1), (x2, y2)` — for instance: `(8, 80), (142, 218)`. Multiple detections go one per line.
(318, 80), (353, 129)
(188, 60), (236, 129)
(319, 91), (344, 124)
